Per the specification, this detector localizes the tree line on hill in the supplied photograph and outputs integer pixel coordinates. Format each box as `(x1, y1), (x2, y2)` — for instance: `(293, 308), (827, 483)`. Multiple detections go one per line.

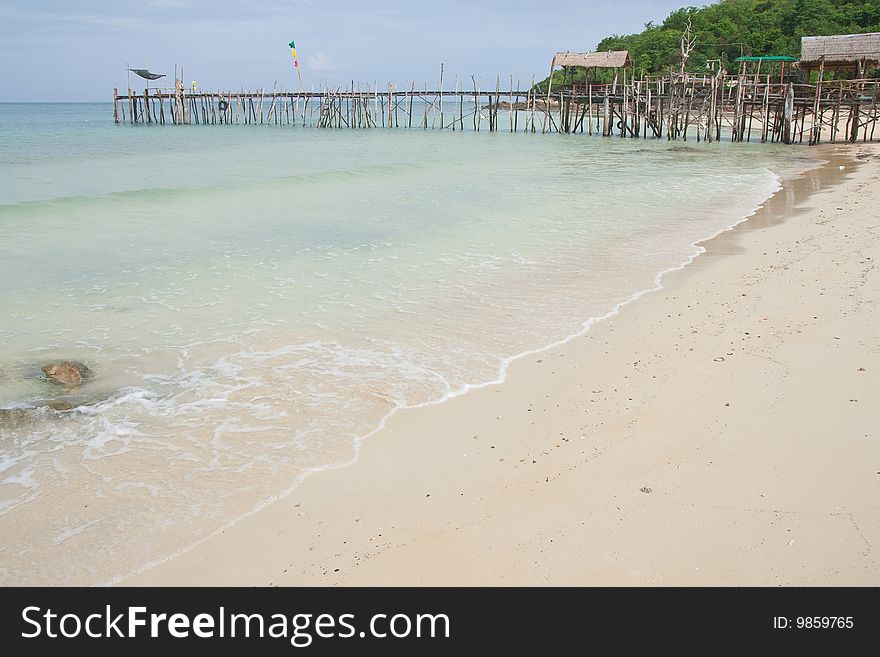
(538, 0), (880, 90)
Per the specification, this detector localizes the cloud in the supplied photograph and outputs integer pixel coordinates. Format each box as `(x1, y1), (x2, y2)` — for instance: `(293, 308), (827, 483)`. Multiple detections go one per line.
(305, 50), (339, 72)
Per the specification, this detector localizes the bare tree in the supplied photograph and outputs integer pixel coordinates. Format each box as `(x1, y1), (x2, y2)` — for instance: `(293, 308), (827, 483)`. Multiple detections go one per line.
(680, 18), (696, 75)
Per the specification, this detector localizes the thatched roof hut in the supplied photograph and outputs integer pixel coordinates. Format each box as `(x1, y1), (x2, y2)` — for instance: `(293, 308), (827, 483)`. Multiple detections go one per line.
(800, 33), (880, 71)
(551, 51), (631, 70)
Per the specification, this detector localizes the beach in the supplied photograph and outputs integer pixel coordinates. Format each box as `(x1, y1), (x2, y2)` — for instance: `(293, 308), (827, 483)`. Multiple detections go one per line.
(3, 106), (816, 586)
(123, 143), (879, 587)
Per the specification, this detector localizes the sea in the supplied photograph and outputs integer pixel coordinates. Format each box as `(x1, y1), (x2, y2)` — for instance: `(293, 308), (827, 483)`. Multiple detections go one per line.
(0, 101), (819, 584)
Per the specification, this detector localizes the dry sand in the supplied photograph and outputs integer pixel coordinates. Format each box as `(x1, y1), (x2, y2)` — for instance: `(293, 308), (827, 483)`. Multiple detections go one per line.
(126, 143), (879, 586)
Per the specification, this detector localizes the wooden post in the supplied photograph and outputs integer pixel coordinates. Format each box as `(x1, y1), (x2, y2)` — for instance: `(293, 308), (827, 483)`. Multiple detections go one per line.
(304, 86), (310, 127)
(850, 59), (864, 142)
(373, 82), (379, 128)
(798, 102), (807, 143)
(830, 81), (841, 142)
(509, 74), (514, 132)
(439, 63), (444, 129)
(542, 62), (554, 133)
(761, 75), (770, 142)
(588, 83), (593, 136)
(870, 80), (878, 141)
(529, 75), (536, 133)
(460, 77), (465, 131)
(424, 79), (429, 129)
(487, 93), (493, 132)
(181, 85), (189, 124)
(782, 82), (794, 144)
(452, 76), (458, 130)
(603, 89), (610, 137)
(810, 60), (825, 144)
(113, 88), (119, 124)
(653, 84), (661, 138)
(269, 83), (277, 124)
(732, 76), (743, 141)
(476, 78), (482, 132)
(706, 74), (714, 143)
(746, 80), (755, 142)
(494, 75), (501, 132)
(642, 84), (648, 137)
(684, 85), (693, 141)
(388, 82), (393, 127)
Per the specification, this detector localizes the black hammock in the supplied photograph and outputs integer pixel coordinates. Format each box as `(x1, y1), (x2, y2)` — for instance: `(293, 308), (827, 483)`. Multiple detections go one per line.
(130, 69), (166, 81)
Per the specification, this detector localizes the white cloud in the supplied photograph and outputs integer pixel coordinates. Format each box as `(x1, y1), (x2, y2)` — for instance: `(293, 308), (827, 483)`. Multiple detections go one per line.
(305, 50), (339, 72)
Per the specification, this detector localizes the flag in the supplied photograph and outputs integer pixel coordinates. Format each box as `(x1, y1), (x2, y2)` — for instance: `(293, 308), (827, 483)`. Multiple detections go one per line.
(289, 38), (303, 88)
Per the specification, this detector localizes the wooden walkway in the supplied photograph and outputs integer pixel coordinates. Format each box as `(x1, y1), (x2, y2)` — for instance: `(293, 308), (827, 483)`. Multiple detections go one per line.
(113, 73), (880, 144)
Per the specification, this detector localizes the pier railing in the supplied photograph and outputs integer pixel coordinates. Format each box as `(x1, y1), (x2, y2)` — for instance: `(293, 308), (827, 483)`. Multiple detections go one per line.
(113, 74), (880, 145)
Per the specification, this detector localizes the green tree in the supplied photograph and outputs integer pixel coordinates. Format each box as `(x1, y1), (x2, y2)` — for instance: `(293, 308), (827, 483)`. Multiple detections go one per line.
(537, 0), (880, 89)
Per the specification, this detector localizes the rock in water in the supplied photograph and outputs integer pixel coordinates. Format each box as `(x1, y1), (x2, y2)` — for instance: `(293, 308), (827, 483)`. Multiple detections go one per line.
(41, 361), (93, 386)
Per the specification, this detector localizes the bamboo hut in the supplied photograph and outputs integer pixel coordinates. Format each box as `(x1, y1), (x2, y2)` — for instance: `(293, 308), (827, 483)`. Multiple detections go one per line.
(544, 51), (631, 134)
(551, 51), (631, 70)
(548, 51), (631, 92)
(800, 33), (880, 142)
(800, 33), (880, 74)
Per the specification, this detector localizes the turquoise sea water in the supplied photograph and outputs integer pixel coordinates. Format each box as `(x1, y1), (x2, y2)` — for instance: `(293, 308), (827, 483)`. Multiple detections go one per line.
(0, 102), (817, 584)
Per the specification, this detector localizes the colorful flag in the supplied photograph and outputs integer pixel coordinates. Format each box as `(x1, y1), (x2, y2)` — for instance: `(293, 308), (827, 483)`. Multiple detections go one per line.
(289, 38), (303, 89)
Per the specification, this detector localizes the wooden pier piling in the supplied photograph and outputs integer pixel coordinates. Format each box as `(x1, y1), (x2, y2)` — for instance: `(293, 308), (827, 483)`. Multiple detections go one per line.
(112, 71), (880, 145)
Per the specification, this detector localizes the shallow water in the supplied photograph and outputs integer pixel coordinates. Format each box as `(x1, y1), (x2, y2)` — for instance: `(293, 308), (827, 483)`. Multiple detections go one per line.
(0, 102), (818, 584)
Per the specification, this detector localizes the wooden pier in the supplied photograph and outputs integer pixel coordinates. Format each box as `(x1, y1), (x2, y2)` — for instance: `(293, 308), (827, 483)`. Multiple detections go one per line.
(113, 72), (880, 145)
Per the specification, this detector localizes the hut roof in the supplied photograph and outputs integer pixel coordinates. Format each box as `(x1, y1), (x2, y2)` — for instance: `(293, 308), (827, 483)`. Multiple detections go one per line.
(552, 51), (630, 69)
(800, 33), (880, 67)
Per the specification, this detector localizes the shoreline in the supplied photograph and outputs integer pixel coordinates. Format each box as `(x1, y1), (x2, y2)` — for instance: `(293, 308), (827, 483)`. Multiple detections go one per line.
(125, 143), (879, 586)
(100, 145), (801, 587)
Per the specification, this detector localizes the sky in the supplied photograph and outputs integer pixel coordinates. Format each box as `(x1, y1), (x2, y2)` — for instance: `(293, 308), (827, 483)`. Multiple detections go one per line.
(0, 0), (689, 101)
